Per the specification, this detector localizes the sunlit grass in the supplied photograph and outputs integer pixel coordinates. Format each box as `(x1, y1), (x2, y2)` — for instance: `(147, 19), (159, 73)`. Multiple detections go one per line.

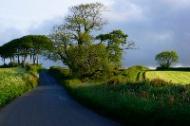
(146, 71), (190, 84)
(0, 67), (38, 107)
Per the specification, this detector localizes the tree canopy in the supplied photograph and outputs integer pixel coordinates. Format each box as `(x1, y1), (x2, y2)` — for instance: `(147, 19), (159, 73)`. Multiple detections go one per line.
(155, 51), (179, 68)
(0, 35), (52, 66)
(49, 3), (134, 79)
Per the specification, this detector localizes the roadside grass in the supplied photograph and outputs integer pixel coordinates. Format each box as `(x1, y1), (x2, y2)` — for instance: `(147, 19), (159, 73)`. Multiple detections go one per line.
(0, 66), (39, 107)
(49, 66), (190, 126)
(146, 71), (190, 85)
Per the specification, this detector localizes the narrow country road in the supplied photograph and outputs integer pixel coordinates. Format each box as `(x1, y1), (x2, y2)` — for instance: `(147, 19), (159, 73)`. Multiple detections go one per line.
(0, 71), (120, 126)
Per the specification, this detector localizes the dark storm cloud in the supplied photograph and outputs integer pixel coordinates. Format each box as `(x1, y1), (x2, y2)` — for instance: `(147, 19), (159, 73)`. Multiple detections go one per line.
(104, 0), (190, 67)
(29, 0), (190, 67)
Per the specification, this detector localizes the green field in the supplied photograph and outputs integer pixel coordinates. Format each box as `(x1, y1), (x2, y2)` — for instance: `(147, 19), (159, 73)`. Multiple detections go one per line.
(146, 71), (190, 84)
(0, 67), (38, 107)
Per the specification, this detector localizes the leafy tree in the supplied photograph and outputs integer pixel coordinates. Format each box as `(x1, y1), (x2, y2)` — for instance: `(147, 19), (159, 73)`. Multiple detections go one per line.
(0, 35), (52, 66)
(155, 51), (179, 68)
(24, 35), (53, 65)
(65, 2), (105, 45)
(96, 30), (134, 68)
(50, 3), (134, 79)
(66, 44), (110, 78)
(49, 3), (106, 65)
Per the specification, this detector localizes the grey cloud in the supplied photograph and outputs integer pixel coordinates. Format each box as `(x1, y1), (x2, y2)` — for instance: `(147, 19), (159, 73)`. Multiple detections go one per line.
(27, 17), (64, 35)
(104, 0), (190, 67)
(1, 0), (190, 68)
(0, 27), (23, 45)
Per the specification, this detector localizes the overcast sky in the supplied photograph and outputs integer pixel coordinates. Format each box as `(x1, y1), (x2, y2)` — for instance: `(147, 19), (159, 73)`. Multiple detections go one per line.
(0, 0), (190, 67)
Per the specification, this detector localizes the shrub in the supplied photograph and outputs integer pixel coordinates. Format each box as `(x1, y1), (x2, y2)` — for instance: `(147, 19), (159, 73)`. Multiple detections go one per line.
(66, 45), (111, 79)
(121, 65), (149, 82)
(25, 64), (42, 72)
(149, 78), (169, 86)
(49, 66), (70, 79)
(8, 62), (19, 67)
(0, 62), (19, 68)
(65, 79), (82, 86)
(107, 75), (128, 86)
(127, 65), (149, 71)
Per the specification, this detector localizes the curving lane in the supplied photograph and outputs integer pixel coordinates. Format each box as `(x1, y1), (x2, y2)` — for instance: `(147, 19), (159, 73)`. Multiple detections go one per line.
(0, 71), (120, 126)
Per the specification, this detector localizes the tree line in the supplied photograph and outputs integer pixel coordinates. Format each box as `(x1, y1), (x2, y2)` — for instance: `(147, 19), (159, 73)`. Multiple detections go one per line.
(0, 35), (52, 66)
(0, 3), (134, 79)
(0, 2), (179, 78)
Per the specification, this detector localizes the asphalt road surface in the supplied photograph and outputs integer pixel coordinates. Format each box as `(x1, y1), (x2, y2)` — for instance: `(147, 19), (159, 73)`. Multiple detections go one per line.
(0, 71), (120, 126)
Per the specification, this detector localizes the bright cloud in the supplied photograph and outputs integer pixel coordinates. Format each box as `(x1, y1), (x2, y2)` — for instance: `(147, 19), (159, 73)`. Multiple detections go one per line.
(0, 0), (112, 42)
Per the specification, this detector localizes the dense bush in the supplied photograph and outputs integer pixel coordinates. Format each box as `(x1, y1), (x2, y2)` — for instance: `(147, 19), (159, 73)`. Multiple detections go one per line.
(0, 62), (19, 68)
(156, 67), (190, 71)
(150, 78), (169, 86)
(49, 66), (70, 79)
(107, 75), (128, 85)
(65, 45), (111, 79)
(25, 64), (42, 73)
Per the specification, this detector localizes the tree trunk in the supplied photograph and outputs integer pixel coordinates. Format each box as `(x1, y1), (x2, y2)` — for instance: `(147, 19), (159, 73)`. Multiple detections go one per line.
(3, 58), (6, 65)
(36, 54), (39, 65)
(33, 55), (36, 65)
(17, 55), (20, 65)
(22, 56), (27, 66)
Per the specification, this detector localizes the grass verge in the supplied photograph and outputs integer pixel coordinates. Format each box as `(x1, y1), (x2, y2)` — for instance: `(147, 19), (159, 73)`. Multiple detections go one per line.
(49, 67), (190, 126)
(0, 66), (40, 107)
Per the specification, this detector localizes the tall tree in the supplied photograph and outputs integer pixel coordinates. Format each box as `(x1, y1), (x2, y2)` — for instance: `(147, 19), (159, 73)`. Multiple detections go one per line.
(50, 3), (134, 78)
(50, 3), (106, 67)
(65, 2), (105, 45)
(155, 51), (179, 68)
(27, 35), (53, 65)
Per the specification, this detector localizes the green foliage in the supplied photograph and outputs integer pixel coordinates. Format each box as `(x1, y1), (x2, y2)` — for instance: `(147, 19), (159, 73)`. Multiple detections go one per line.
(51, 68), (190, 125)
(49, 3), (134, 79)
(96, 30), (133, 67)
(0, 62), (19, 68)
(121, 65), (149, 82)
(149, 78), (169, 86)
(0, 67), (38, 107)
(25, 64), (42, 76)
(49, 66), (70, 79)
(66, 44), (112, 79)
(127, 65), (149, 72)
(0, 35), (52, 66)
(155, 51), (179, 68)
(107, 75), (128, 85)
